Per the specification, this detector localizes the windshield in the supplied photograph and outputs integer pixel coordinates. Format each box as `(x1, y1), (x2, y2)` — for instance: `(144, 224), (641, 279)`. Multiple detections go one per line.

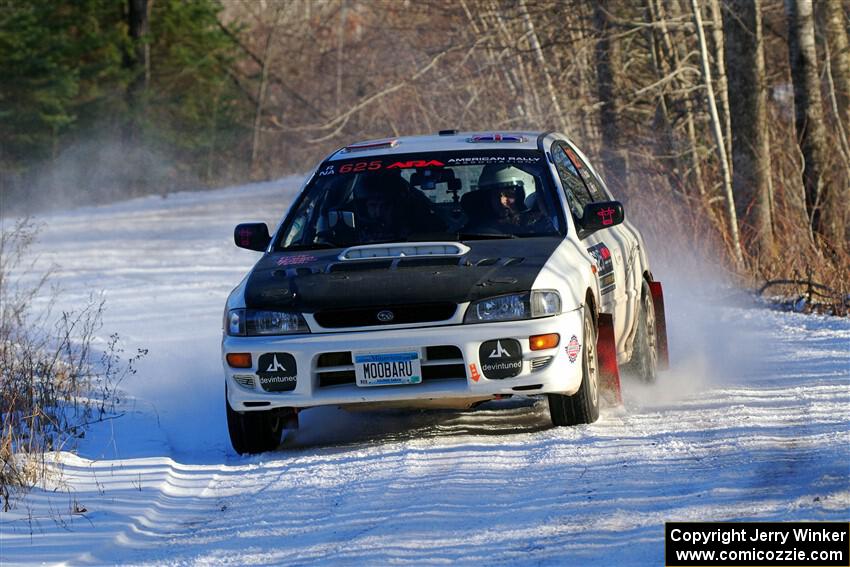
(276, 150), (564, 250)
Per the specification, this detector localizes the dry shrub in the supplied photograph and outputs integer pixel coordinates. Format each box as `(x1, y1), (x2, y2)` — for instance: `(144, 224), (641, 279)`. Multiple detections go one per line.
(0, 219), (145, 511)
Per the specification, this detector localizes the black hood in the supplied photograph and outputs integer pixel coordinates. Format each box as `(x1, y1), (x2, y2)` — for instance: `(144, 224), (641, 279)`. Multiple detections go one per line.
(244, 238), (561, 312)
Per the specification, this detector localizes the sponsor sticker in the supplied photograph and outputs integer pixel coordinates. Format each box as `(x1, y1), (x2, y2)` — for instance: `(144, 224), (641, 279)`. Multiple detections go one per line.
(566, 335), (581, 363)
(237, 226), (253, 248)
(256, 352), (297, 392)
(478, 339), (522, 379)
(446, 156), (540, 165)
(277, 254), (317, 266)
(386, 159), (445, 169)
(587, 243), (616, 295)
(596, 206), (616, 226)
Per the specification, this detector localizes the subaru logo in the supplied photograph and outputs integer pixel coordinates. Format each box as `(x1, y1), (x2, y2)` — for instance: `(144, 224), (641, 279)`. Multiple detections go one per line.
(376, 310), (395, 323)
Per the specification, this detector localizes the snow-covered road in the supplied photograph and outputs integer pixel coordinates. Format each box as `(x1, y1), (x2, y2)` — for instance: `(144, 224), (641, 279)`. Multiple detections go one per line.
(2, 178), (848, 566)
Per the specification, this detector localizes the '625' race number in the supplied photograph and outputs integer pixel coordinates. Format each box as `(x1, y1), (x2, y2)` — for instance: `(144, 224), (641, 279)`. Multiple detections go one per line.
(339, 160), (382, 174)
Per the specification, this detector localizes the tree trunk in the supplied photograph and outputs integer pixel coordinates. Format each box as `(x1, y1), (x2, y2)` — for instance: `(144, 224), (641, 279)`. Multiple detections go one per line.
(123, 0), (151, 195)
(708, 0), (732, 168)
(724, 0), (776, 258)
(336, 0), (347, 115)
(785, 0), (835, 244)
(126, 0), (150, 98)
(518, 0), (568, 132)
(823, 0), (850, 131)
(691, 0), (744, 266)
(821, 0), (850, 244)
(655, 0), (708, 200)
(251, 6), (283, 178)
(593, 0), (629, 187)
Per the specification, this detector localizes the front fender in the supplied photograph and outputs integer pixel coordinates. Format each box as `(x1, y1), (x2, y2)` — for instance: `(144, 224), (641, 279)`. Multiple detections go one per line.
(532, 238), (600, 312)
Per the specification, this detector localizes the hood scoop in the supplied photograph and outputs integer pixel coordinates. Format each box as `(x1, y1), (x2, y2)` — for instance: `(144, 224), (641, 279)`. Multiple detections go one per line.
(338, 242), (470, 261)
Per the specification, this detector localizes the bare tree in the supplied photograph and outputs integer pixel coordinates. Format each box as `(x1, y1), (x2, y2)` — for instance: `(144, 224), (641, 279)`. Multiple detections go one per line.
(250, 3), (284, 178)
(651, 0), (709, 200)
(708, 0), (732, 166)
(594, 0), (629, 185)
(822, 0), (850, 130)
(724, 0), (776, 258)
(691, 0), (744, 265)
(820, 0), (850, 201)
(785, 0), (835, 244)
(518, 0), (568, 131)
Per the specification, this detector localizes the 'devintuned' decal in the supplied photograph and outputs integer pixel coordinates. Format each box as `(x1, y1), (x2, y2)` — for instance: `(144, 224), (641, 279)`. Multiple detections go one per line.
(479, 339), (522, 379)
(256, 353), (297, 392)
(587, 243), (615, 295)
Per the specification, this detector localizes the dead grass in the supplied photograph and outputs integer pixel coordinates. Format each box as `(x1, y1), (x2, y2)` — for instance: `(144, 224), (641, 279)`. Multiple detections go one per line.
(0, 219), (145, 511)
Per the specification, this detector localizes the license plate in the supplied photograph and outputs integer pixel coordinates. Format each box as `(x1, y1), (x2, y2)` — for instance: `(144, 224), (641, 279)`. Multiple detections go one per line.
(354, 351), (422, 387)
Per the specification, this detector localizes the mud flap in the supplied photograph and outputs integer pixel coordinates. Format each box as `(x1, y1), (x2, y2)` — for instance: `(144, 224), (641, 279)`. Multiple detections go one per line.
(648, 281), (670, 370)
(596, 313), (622, 405)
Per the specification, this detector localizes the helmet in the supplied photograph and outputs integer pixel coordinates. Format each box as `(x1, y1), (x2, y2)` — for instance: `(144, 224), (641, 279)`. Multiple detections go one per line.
(477, 164), (526, 192)
(353, 172), (406, 225)
(354, 171), (407, 201)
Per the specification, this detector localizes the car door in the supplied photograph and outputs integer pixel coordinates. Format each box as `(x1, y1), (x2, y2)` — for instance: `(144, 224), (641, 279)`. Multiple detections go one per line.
(551, 141), (637, 355)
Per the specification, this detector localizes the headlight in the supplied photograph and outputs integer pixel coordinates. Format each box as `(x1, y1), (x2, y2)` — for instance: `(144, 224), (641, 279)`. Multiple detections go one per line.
(464, 290), (561, 323)
(226, 309), (310, 336)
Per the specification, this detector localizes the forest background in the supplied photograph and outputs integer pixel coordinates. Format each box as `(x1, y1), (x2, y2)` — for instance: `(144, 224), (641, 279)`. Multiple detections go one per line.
(1, 0), (848, 294)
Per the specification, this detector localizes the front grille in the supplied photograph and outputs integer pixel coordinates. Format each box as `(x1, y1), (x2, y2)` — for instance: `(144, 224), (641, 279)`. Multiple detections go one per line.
(426, 345), (462, 360)
(313, 303), (457, 328)
(315, 345), (465, 388)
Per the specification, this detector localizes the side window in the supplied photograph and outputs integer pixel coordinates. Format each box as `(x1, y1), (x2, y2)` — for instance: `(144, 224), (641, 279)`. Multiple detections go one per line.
(563, 145), (606, 202)
(551, 143), (593, 218)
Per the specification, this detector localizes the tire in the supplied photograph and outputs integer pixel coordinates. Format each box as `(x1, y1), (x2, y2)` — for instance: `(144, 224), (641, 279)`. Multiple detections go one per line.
(629, 280), (658, 383)
(226, 387), (284, 455)
(548, 306), (600, 426)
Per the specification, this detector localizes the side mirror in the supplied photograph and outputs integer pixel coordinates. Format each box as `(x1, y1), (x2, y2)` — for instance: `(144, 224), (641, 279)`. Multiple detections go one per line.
(580, 201), (624, 231)
(234, 223), (271, 251)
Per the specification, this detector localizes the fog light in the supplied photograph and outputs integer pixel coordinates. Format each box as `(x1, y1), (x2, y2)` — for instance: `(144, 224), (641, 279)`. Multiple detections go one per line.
(226, 353), (252, 368)
(529, 333), (559, 351)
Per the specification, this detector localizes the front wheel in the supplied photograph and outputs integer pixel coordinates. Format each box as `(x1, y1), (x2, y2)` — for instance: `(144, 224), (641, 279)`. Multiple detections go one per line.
(548, 306), (600, 426)
(226, 388), (285, 455)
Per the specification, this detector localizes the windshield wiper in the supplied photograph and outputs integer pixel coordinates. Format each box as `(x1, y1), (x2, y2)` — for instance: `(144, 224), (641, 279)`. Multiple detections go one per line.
(457, 232), (518, 240)
(280, 242), (338, 251)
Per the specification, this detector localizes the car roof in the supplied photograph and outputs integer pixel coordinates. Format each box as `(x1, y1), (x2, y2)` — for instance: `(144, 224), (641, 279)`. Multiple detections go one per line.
(326, 131), (547, 161)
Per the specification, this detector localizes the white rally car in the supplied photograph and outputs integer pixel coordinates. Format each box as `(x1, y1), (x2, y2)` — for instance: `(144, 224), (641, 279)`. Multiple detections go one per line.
(223, 131), (668, 454)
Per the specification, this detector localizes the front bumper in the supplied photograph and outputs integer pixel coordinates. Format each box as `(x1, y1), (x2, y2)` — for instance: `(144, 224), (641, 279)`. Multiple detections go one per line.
(223, 310), (584, 411)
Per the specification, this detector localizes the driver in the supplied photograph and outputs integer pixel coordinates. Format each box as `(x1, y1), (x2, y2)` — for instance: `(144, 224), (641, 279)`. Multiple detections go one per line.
(474, 164), (528, 229)
(353, 172), (407, 241)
